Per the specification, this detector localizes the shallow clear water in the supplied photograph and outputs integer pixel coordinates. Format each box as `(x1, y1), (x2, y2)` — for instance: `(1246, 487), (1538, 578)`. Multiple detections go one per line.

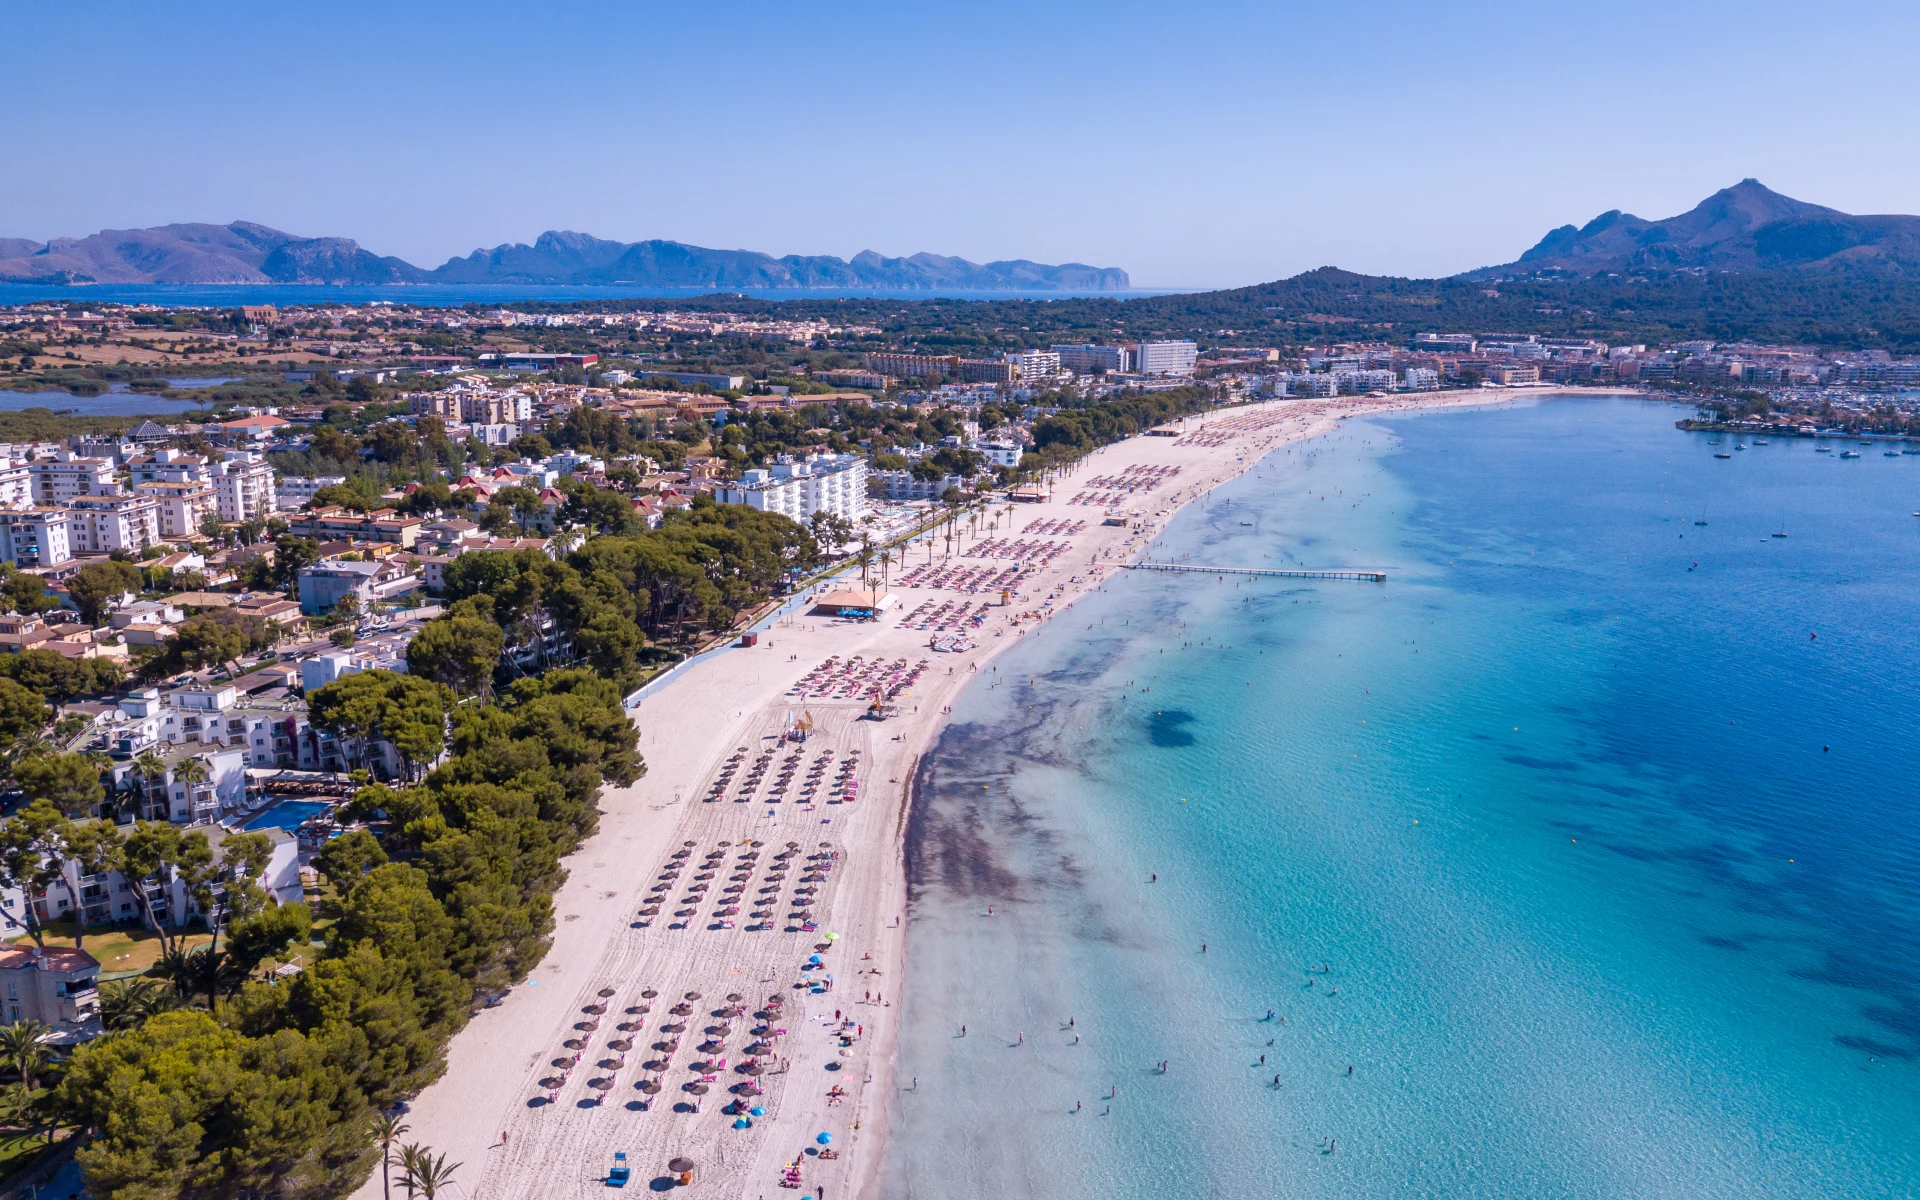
(887, 396), (1920, 1198)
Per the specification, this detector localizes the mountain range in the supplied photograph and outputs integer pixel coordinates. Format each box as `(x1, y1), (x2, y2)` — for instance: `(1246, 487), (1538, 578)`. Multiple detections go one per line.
(1475, 179), (1920, 277)
(0, 224), (1131, 291)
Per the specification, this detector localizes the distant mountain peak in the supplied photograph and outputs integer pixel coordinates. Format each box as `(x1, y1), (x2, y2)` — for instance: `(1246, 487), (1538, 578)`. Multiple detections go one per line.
(1479, 181), (1919, 277)
(0, 221), (1129, 290)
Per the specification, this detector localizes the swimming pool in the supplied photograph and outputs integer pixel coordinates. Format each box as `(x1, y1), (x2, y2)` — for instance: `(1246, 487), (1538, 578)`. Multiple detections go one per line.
(241, 800), (330, 832)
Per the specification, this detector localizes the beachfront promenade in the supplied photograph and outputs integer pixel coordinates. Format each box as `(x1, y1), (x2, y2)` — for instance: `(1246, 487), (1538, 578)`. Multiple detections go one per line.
(358, 389), (1516, 1200)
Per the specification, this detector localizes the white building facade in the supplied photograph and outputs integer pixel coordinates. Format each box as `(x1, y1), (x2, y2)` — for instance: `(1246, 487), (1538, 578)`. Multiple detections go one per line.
(213, 454), (278, 523)
(67, 491), (162, 555)
(136, 481), (219, 541)
(274, 475), (347, 512)
(1132, 341), (1199, 377)
(1051, 344), (1132, 375)
(29, 455), (115, 506)
(715, 453), (867, 524)
(0, 509), (71, 568)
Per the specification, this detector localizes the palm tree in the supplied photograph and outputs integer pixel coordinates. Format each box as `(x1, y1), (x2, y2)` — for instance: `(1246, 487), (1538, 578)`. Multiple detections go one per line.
(0, 1021), (51, 1096)
(99, 978), (177, 1030)
(400, 1143), (461, 1200)
(372, 1112), (411, 1200)
(171, 757), (211, 822)
(131, 752), (169, 821)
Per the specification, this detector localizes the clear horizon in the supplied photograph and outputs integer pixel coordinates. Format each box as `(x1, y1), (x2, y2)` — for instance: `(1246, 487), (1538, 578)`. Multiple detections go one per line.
(6, 0), (1919, 289)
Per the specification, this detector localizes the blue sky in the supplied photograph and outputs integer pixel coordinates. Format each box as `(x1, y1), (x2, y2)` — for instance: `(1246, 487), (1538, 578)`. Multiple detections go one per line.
(6, 0), (1919, 288)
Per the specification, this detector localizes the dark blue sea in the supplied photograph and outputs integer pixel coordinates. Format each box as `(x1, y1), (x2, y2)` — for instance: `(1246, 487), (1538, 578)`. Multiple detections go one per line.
(888, 395), (1920, 1198)
(0, 283), (1187, 308)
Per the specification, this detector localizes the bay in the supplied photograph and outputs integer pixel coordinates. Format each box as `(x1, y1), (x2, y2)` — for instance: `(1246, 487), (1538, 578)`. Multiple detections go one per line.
(888, 395), (1920, 1198)
(0, 283), (1191, 307)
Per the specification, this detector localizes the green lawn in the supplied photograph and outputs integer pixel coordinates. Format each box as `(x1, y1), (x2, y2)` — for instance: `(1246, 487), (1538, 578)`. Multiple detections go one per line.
(12, 924), (210, 976)
(0, 1125), (55, 1186)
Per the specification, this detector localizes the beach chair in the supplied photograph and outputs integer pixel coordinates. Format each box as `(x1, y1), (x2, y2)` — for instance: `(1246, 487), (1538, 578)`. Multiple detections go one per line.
(606, 1151), (630, 1188)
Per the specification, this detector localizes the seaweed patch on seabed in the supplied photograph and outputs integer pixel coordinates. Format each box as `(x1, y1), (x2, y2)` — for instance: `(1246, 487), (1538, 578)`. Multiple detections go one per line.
(905, 713), (1035, 906)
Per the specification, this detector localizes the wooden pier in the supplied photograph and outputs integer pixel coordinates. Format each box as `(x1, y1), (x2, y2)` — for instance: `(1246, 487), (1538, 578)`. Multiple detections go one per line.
(1125, 562), (1386, 583)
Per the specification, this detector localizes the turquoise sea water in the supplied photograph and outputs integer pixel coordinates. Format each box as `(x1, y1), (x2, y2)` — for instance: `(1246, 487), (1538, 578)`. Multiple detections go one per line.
(887, 396), (1920, 1198)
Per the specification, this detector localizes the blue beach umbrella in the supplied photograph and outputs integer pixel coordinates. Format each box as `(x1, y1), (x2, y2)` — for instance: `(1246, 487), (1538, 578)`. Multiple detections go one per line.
(750, 1106), (766, 1116)
(808, 955), (822, 964)
(816, 1132), (832, 1146)
(734, 1117), (751, 1129)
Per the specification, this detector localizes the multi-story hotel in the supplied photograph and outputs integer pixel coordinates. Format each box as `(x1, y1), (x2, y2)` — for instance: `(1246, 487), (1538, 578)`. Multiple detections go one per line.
(715, 453), (867, 524)
(212, 453), (278, 524)
(67, 489), (162, 555)
(136, 480), (220, 540)
(1132, 341), (1199, 377)
(29, 454), (115, 505)
(1051, 344), (1133, 375)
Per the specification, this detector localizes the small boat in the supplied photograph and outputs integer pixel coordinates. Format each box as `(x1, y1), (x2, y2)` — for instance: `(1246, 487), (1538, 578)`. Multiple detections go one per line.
(1816, 446), (1833, 453)
(1714, 452), (1732, 459)
(1694, 520), (1708, 526)
(1735, 443), (1747, 450)
(1239, 521), (1253, 526)
(1887, 451), (1903, 457)
(1771, 531), (1787, 538)
(1841, 450), (1861, 458)
(1755, 438), (1770, 445)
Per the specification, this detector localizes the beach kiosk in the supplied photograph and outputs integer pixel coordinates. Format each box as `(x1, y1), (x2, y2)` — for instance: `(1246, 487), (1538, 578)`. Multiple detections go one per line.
(809, 589), (896, 620)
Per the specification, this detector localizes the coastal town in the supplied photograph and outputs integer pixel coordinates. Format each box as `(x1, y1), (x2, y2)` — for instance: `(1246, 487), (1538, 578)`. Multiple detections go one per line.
(0, 292), (1536, 1195)
(9, 0), (1917, 1191)
(0, 287), (1910, 1195)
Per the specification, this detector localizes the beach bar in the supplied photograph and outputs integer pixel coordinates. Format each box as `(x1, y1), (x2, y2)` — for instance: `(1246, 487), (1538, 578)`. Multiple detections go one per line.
(810, 589), (898, 618)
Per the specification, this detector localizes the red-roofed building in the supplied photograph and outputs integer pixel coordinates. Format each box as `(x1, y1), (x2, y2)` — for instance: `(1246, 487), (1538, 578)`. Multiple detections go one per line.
(0, 944), (100, 1028)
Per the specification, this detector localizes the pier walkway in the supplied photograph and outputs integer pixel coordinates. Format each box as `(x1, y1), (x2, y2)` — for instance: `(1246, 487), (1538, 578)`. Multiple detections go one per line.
(1125, 562), (1387, 583)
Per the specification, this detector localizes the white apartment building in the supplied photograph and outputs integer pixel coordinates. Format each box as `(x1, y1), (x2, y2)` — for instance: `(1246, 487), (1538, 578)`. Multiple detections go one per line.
(873, 470), (965, 502)
(0, 509), (71, 568)
(0, 464), (28, 510)
(70, 436), (137, 463)
(461, 391), (534, 425)
(67, 490), (162, 555)
(1334, 369), (1396, 394)
(1403, 367), (1441, 391)
(715, 453), (867, 524)
(127, 448), (209, 486)
(29, 454), (115, 506)
(971, 441), (1024, 468)
(1283, 372), (1340, 397)
(467, 423), (519, 446)
(136, 481), (220, 541)
(1132, 341), (1199, 377)
(213, 453), (278, 523)
(1004, 350), (1061, 381)
(1051, 344), (1132, 375)
(275, 475), (347, 512)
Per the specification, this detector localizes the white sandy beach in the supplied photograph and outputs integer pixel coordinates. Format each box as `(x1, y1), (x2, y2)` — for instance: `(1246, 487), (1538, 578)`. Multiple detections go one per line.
(355, 388), (1552, 1200)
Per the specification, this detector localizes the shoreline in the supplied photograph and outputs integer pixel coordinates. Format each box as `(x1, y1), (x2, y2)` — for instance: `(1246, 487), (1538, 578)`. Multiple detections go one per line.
(366, 387), (1633, 1200)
